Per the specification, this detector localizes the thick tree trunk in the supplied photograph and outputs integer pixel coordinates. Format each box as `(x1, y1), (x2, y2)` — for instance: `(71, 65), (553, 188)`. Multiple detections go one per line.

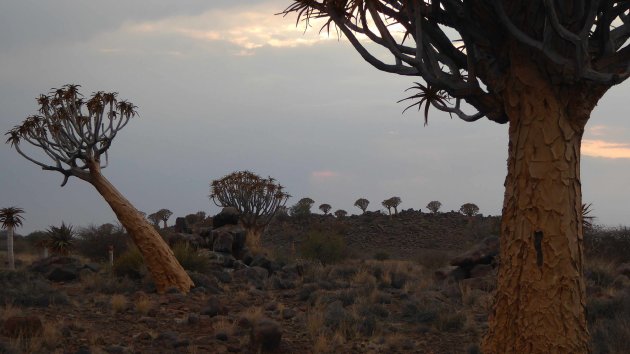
(7, 227), (15, 270)
(88, 168), (193, 293)
(482, 52), (590, 353)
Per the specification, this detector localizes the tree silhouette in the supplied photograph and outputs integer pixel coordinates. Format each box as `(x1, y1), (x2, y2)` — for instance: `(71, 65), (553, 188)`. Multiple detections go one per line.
(147, 212), (161, 227)
(319, 203), (332, 215)
(156, 209), (173, 229)
(381, 199), (393, 216)
(211, 171), (290, 247)
(389, 197), (402, 215)
(334, 209), (347, 218)
(426, 201), (442, 214)
(354, 198), (369, 214)
(5, 85), (193, 293)
(459, 203), (480, 217)
(282, 1), (630, 351)
(290, 197), (315, 218)
(0, 207), (24, 270)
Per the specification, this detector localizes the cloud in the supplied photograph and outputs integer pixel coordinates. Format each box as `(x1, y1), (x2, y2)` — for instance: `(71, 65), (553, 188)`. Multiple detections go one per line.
(582, 139), (630, 159)
(311, 170), (339, 179)
(122, 2), (335, 56)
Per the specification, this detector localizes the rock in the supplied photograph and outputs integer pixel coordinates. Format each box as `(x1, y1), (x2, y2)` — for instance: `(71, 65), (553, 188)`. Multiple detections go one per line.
(233, 260), (247, 270)
(212, 270), (233, 284)
(434, 266), (458, 281)
(174, 217), (189, 234)
(46, 266), (79, 282)
(2, 315), (43, 338)
(215, 331), (229, 341)
(450, 236), (499, 268)
(324, 301), (350, 329)
(233, 267), (268, 289)
(470, 264), (494, 278)
(617, 263), (630, 278)
(390, 272), (407, 289)
(213, 207), (240, 229)
(281, 308), (296, 320)
(251, 254), (272, 271)
(250, 318), (282, 351)
(213, 231), (234, 254)
(201, 296), (226, 317)
(188, 272), (221, 293)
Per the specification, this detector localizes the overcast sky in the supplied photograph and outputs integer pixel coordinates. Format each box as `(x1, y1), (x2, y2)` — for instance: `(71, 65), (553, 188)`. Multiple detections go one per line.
(1, 0), (629, 235)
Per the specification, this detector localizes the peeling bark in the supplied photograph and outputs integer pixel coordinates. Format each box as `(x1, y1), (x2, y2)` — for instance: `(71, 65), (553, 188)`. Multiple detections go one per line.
(482, 47), (593, 353)
(87, 165), (193, 294)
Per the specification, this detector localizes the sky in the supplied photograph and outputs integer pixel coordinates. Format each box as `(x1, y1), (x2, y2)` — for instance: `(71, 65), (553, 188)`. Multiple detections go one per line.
(1, 0), (629, 235)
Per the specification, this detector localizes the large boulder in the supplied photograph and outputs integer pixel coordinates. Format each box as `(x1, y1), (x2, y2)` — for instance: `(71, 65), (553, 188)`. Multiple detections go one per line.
(212, 207), (240, 229)
(174, 217), (191, 234)
(29, 256), (94, 282)
(213, 230), (234, 253)
(211, 224), (247, 256)
(450, 236), (499, 268)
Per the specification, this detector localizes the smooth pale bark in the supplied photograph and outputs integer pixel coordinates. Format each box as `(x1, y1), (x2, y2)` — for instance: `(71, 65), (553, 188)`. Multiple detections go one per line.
(482, 49), (594, 353)
(87, 165), (193, 293)
(7, 226), (15, 270)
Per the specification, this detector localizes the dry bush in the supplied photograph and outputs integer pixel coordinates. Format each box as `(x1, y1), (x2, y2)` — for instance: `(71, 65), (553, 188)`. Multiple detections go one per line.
(110, 294), (128, 314)
(415, 248), (456, 271)
(134, 296), (153, 315)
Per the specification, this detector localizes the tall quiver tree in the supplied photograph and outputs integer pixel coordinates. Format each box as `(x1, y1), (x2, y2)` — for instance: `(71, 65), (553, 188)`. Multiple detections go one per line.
(5, 85), (193, 293)
(283, 2), (630, 352)
(0, 207), (24, 270)
(156, 209), (173, 229)
(354, 198), (369, 214)
(210, 171), (290, 248)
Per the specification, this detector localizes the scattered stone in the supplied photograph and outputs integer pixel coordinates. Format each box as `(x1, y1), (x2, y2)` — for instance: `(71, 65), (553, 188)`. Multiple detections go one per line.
(201, 296), (226, 317)
(233, 267), (268, 289)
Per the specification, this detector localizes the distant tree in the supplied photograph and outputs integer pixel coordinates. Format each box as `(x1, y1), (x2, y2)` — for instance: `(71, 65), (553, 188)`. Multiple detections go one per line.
(381, 199), (393, 216)
(46, 222), (75, 256)
(389, 197), (402, 215)
(354, 198), (369, 214)
(459, 203), (480, 217)
(426, 201), (442, 214)
(76, 223), (129, 261)
(147, 212), (161, 227)
(156, 209), (173, 229)
(5, 85), (192, 292)
(334, 209), (347, 218)
(282, 2), (630, 350)
(210, 171), (290, 247)
(319, 203), (332, 215)
(290, 197), (315, 218)
(0, 207), (24, 269)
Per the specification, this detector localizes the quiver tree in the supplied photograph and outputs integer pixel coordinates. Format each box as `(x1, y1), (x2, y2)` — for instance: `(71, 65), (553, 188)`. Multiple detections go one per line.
(0, 207), (24, 270)
(426, 201), (442, 214)
(5, 85), (193, 293)
(389, 197), (402, 215)
(334, 209), (348, 218)
(459, 203), (480, 217)
(147, 212), (161, 227)
(354, 198), (370, 214)
(381, 198), (393, 215)
(319, 203), (332, 215)
(283, 1), (630, 352)
(156, 208), (173, 229)
(290, 197), (315, 218)
(46, 222), (75, 256)
(210, 170), (290, 247)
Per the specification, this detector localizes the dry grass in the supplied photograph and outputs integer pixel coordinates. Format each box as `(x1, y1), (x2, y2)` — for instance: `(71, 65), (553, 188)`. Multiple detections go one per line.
(110, 294), (128, 314)
(312, 333), (331, 354)
(134, 296), (153, 315)
(0, 303), (24, 321)
(306, 307), (326, 340)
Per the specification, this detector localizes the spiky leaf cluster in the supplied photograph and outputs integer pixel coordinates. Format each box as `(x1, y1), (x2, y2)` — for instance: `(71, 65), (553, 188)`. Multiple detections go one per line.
(0, 207), (25, 229)
(5, 84), (137, 186)
(46, 222), (75, 256)
(354, 198), (370, 213)
(210, 171), (291, 229)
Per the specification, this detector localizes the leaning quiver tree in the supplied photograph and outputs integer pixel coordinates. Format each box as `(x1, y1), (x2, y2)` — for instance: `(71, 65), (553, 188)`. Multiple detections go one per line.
(283, 1), (630, 352)
(210, 171), (290, 247)
(5, 85), (193, 293)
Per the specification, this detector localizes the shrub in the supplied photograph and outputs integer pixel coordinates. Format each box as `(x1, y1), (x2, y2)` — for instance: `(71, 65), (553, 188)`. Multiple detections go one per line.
(172, 242), (211, 273)
(300, 231), (346, 265)
(75, 223), (130, 262)
(46, 222), (75, 256)
(113, 247), (145, 279)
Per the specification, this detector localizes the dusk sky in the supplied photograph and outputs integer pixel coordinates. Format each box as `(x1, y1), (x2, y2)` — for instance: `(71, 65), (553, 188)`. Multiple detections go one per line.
(1, 0), (629, 235)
